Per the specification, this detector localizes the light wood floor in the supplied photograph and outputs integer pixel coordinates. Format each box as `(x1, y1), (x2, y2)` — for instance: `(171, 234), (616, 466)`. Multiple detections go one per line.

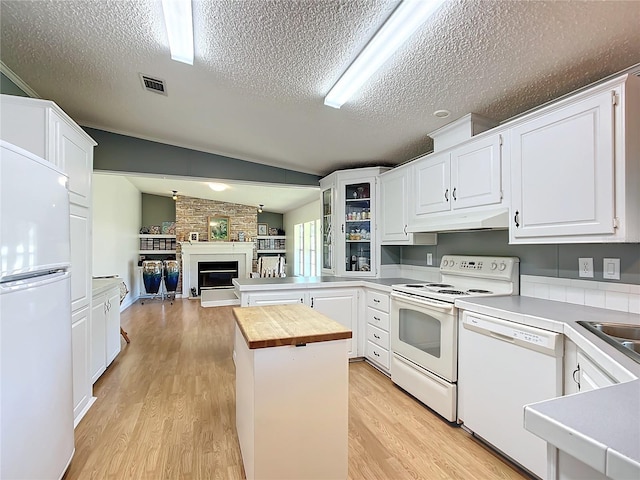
(65, 299), (530, 480)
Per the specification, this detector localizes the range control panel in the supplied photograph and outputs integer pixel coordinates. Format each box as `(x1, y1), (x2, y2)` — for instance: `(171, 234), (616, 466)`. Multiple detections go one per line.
(440, 255), (520, 280)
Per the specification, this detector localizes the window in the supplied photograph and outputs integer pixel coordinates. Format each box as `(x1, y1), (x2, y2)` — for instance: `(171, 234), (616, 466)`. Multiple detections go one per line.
(293, 219), (320, 277)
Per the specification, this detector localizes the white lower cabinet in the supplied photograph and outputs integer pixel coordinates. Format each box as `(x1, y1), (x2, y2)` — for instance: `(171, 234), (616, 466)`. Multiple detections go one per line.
(564, 339), (616, 395)
(90, 285), (121, 384)
(241, 287), (359, 358)
(246, 290), (306, 306)
(71, 306), (92, 426)
(90, 300), (107, 383)
(364, 289), (390, 373)
(309, 289), (358, 358)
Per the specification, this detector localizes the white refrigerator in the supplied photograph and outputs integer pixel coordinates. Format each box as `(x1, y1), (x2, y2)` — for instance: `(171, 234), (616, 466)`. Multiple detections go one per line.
(0, 140), (75, 479)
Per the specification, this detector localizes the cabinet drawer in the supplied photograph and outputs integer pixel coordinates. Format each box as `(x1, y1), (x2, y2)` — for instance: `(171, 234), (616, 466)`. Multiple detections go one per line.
(366, 307), (389, 331)
(366, 341), (390, 370)
(367, 324), (389, 349)
(366, 290), (389, 312)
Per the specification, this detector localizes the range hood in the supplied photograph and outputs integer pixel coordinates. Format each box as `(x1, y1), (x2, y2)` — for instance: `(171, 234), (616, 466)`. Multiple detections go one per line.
(405, 209), (510, 233)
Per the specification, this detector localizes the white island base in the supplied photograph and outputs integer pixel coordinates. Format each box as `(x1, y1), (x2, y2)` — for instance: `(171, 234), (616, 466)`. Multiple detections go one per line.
(234, 324), (349, 480)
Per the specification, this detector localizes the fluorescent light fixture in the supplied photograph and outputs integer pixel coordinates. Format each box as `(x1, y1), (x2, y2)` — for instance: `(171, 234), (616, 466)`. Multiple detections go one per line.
(324, 0), (446, 109)
(208, 182), (228, 192)
(161, 0), (194, 65)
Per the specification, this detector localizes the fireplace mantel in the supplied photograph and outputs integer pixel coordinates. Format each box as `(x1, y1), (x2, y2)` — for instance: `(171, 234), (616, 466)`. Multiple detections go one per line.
(181, 241), (254, 298)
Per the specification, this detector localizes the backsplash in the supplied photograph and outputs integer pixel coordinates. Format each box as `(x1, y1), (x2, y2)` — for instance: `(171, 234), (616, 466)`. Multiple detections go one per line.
(521, 275), (640, 314)
(382, 230), (640, 285)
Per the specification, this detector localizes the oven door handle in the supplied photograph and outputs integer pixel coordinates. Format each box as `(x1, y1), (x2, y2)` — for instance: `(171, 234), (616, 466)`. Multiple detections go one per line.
(391, 293), (455, 313)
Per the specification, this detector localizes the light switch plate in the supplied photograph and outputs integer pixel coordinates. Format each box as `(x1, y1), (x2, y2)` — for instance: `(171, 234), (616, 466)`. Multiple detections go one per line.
(578, 258), (594, 278)
(603, 258), (620, 280)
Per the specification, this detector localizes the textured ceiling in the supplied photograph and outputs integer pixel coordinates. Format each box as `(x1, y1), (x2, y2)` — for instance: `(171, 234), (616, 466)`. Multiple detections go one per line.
(1, 0), (640, 181)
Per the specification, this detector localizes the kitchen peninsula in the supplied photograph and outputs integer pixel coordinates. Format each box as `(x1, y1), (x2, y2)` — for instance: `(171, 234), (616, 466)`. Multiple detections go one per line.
(233, 304), (352, 480)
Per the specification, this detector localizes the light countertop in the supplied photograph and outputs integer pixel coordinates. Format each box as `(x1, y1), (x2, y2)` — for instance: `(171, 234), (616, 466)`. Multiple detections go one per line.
(233, 276), (417, 293)
(455, 295), (640, 478)
(233, 304), (352, 349)
(92, 277), (122, 297)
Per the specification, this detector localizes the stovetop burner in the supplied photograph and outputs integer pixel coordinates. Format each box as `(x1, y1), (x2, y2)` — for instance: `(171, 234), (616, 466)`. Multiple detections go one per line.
(467, 289), (492, 294)
(426, 283), (453, 288)
(438, 289), (467, 295)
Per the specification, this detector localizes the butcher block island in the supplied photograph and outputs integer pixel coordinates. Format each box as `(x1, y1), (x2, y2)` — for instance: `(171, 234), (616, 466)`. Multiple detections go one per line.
(233, 304), (352, 480)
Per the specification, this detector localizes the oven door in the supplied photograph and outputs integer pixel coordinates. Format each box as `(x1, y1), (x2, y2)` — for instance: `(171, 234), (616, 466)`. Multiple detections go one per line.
(390, 292), (457, 382)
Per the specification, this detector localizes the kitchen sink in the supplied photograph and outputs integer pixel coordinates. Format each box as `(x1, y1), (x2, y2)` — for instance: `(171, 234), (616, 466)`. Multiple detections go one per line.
(578, 321), (640, 364)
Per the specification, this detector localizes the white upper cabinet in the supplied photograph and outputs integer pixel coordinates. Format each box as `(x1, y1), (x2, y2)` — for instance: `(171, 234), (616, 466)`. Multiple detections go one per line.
(410, 133), (504, 225)
(450, 134), (502, 210)
(413, 151), (450, 216)
(509, 74), (640, 243)
(320, 167), (388, 277)
(379, 165), (437, 245)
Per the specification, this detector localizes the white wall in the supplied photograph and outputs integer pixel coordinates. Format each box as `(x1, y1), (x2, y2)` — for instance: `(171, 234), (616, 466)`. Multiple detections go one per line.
(283, 199), (321, 276)
(92, 173), (141, 309)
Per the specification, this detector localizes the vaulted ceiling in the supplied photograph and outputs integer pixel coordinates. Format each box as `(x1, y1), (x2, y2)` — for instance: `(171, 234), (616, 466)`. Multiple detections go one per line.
(1, 0), (639, 208)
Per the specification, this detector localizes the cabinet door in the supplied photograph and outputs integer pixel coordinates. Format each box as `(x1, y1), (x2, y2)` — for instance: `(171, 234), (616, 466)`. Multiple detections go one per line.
(321, 186), (335, 274)
(70, 203), (91, 312)
(309, 289), (358, 358)
(106, 289), (121, 365)
(90, 296), (106, 384)
(340, 178), (376, 277)
(50, 111), (94, 207)
(380, 167), (410, 243)
(71, 307), (91, 423)
(451, 134), (502, 210)
(510, 90), (615, 239)
(247, 291), (306, 306)
(576, 350), (615, 392)
(413, 152), (450, 216)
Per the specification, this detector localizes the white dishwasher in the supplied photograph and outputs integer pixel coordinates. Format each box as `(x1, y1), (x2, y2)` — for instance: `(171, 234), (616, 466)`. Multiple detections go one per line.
(458, 310), (563, 479)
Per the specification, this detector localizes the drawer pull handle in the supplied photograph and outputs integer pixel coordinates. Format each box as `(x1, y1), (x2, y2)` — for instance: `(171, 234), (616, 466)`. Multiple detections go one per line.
(373, 299), (380, 303)
(373, 316), (380, 321)
(374, 351), (380, 357)
(374, 333), (380, 339)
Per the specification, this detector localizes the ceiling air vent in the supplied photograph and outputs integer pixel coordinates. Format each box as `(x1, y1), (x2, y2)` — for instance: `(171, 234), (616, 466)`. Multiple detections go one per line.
(139, 74), (167, 95)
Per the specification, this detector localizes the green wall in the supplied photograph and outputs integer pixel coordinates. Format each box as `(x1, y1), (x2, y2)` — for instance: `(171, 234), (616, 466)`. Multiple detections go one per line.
(383, 230), (640, 284)
(86, 128), (320, 187)
(141, 193), (175, 229)
(258, 212), (284, 232)
(1, 72), (29, 96)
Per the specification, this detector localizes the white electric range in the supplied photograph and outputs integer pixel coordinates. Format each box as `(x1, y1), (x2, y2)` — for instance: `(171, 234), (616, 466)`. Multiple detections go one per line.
(389, 255), (520, 422)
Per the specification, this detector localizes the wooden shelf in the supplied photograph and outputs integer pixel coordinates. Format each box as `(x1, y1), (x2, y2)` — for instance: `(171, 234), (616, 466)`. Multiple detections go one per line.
(139, 250), (176, 254)
(138, 234), (176, 238)
(257, 250), (286, 254)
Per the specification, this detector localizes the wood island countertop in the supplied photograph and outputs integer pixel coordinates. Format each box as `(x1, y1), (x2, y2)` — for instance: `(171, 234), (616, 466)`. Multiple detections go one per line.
(232, 304), (352, 349)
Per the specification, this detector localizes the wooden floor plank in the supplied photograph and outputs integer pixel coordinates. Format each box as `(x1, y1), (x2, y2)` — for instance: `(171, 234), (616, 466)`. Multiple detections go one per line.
(64, 299), (530, 480)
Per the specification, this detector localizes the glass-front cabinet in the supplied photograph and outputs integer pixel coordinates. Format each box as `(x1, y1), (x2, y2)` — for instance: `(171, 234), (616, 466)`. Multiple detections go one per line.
(343, 181), (372, 273)
(321, 186), (334, 274)
(319, 167), (388, 277)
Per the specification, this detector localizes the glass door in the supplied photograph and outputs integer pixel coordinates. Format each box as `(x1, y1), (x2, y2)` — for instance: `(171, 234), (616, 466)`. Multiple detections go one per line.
(321, 187), (333, 272)
(343, 182), (372, 273)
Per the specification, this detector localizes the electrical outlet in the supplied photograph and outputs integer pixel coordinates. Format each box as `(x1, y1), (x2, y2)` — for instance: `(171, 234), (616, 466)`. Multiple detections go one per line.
(579, 258), (594, 278)
(427, 253), (433, 266)
(603, 258), (620, 280)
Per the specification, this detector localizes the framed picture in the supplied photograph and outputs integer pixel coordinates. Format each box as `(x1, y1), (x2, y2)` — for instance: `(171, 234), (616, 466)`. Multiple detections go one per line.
(189, 232), (199, 242)
(257, 223), (268, 236)
(208, 216), (230, 241)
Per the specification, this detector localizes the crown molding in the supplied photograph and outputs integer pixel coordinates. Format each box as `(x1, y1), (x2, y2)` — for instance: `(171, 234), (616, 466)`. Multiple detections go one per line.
(0, 61), (40, 98)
